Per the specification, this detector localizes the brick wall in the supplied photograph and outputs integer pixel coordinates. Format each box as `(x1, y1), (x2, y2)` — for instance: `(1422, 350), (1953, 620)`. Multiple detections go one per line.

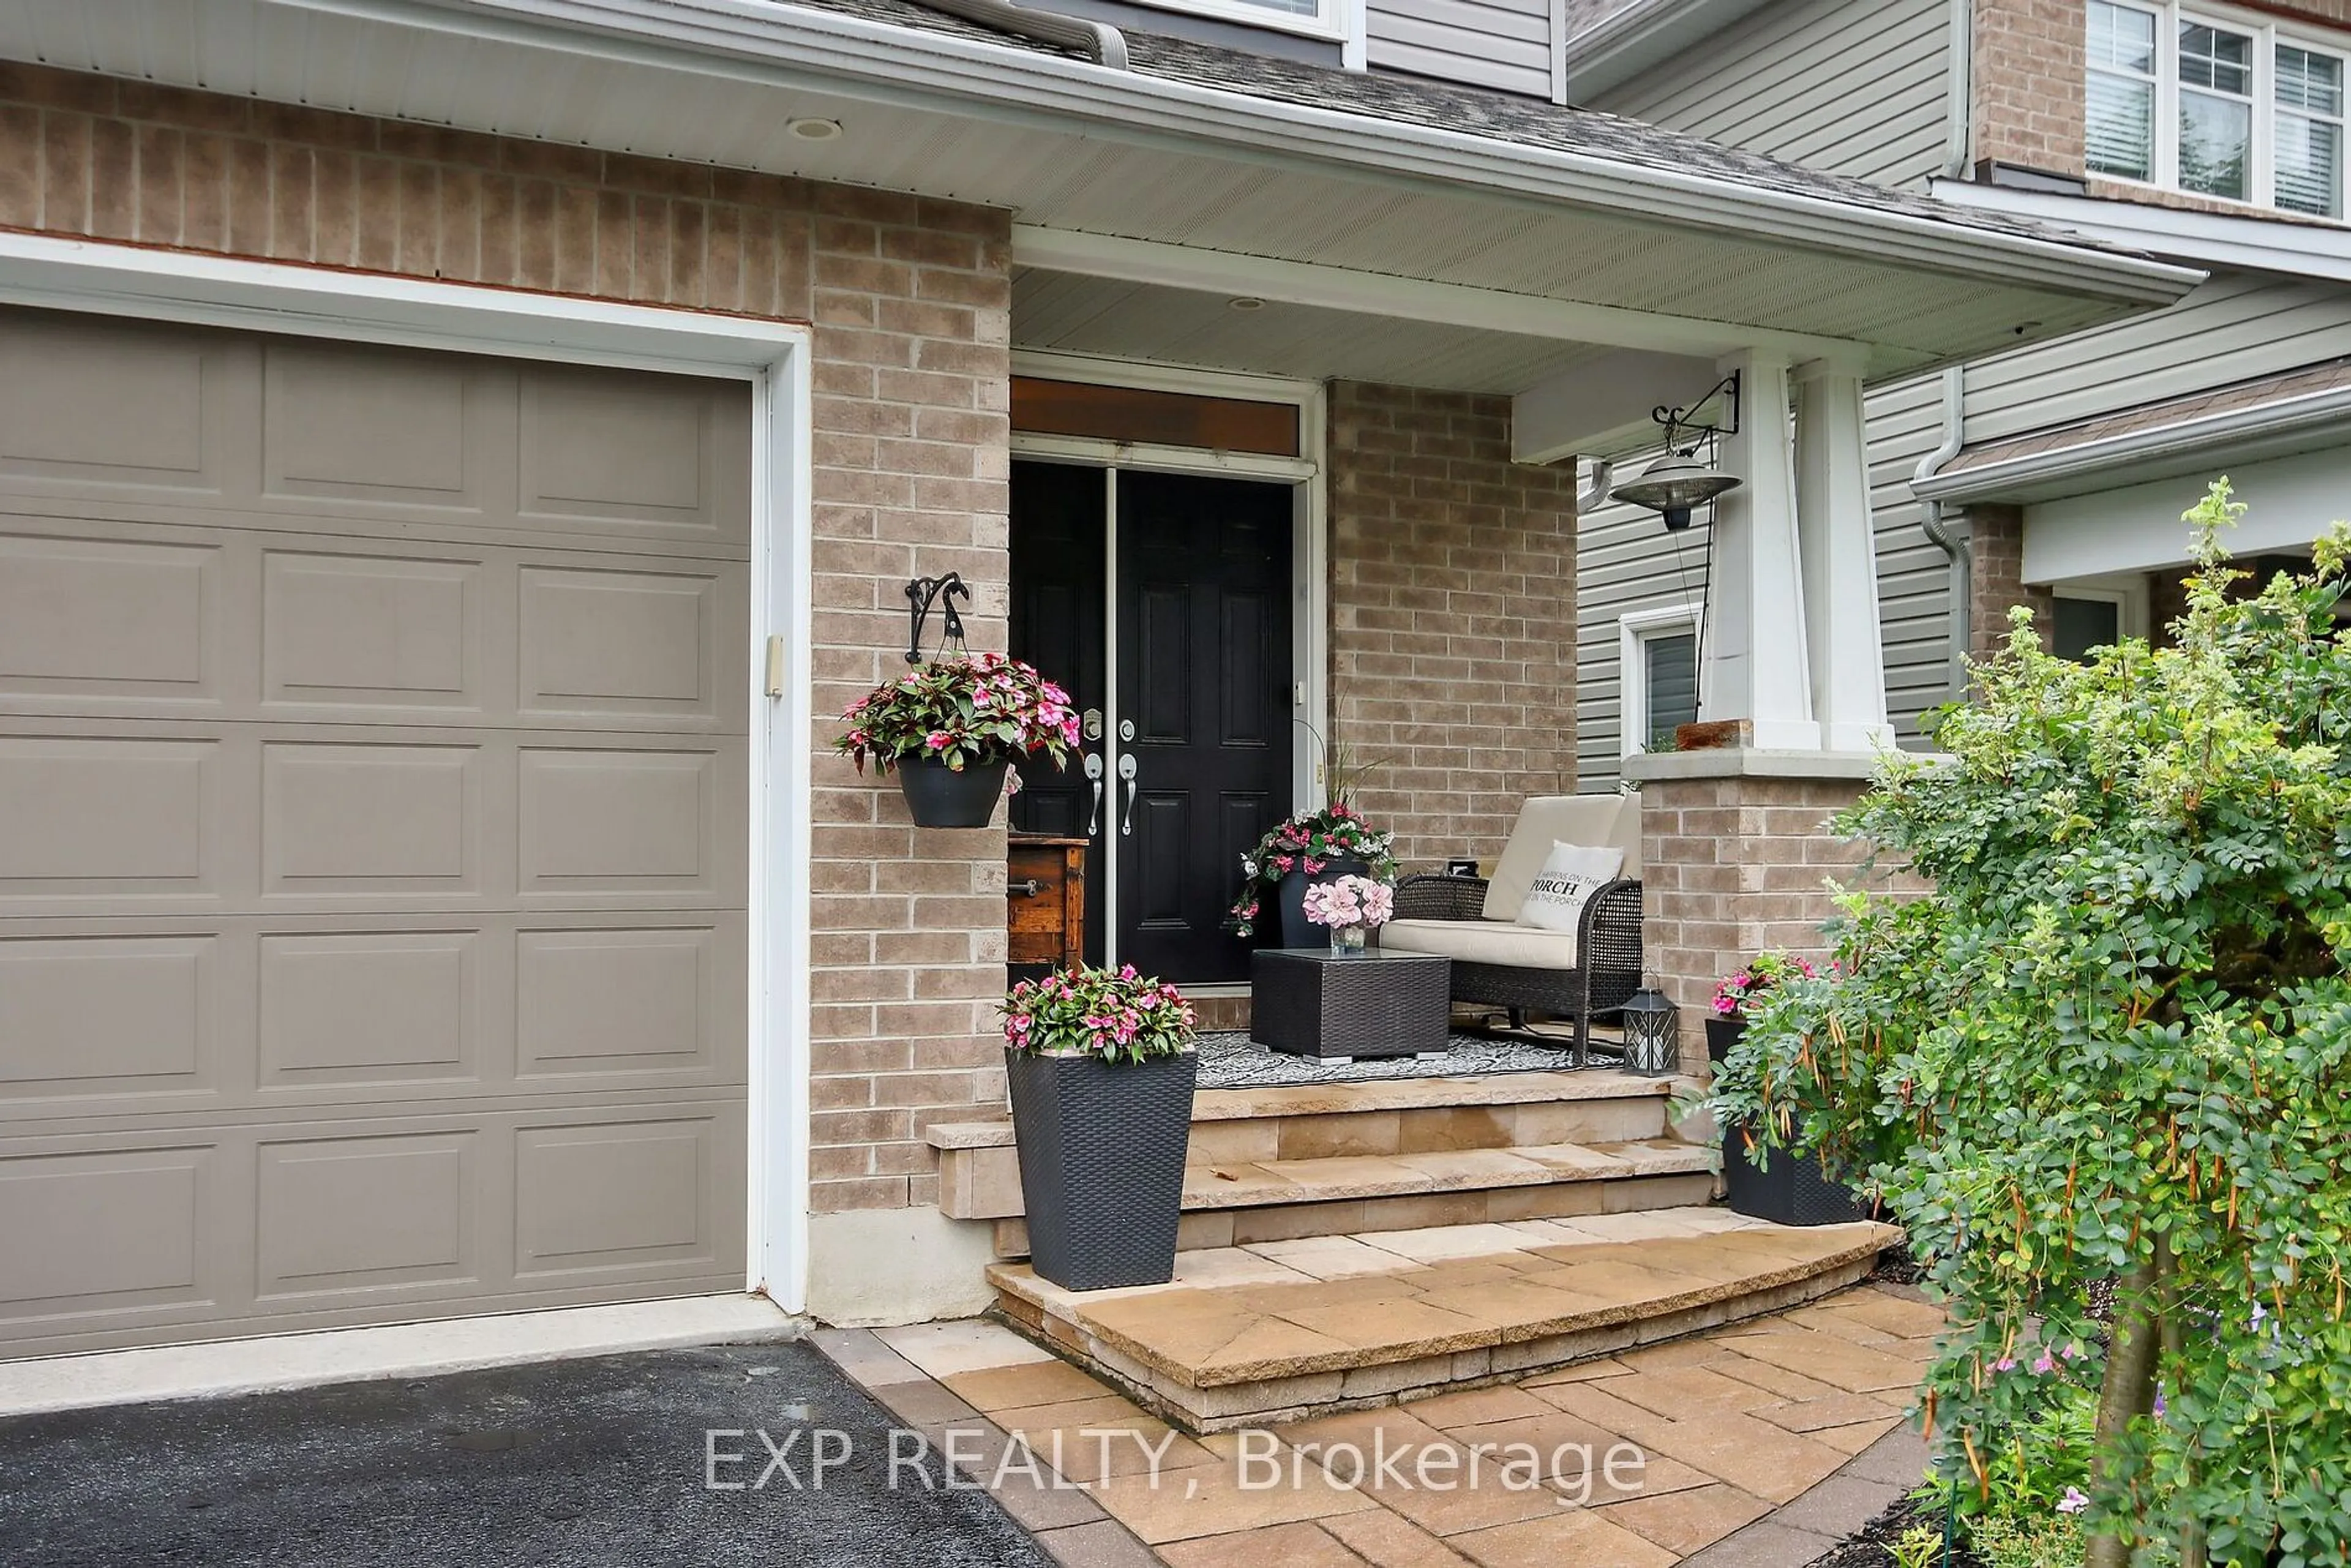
(0, 62), (1014, 1218)
(1638, 774), (1883, 1075)
(1973, 0), (2087, 176)
(1326, 383), (1579, 871)
(1973, 0), (2351, 185)
(1967, 503), (2056, 662)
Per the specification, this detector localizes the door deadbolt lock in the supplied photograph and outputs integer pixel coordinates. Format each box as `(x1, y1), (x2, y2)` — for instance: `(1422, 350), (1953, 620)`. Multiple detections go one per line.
(1081, 708), (1104, 741)
(1119, 719), (1136, 743)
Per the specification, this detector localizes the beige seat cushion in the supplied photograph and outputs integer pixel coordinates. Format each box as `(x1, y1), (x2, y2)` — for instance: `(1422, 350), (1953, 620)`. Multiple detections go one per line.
(1480, 796), (1640, 923)
(1382, 917), (1583, 970)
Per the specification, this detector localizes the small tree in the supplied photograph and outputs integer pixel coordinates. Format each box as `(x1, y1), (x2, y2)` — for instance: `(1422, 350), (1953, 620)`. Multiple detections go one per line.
(1716, 482), (2351, 1566)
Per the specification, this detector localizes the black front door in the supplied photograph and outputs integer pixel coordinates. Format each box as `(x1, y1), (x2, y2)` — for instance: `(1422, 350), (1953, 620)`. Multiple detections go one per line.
(1008, 462), (1294, 984)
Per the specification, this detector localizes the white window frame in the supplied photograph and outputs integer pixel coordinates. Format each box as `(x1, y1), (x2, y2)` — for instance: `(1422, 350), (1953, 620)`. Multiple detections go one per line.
(1122, 0), (1349, 44)
(2050, 576), (2153, 656)
(1618, 604), (1703, 759)
(2088, 0), (2351, 220)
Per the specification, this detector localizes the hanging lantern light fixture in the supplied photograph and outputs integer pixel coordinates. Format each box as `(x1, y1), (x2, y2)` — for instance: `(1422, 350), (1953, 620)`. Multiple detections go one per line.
(1608, 372), (1744, 531)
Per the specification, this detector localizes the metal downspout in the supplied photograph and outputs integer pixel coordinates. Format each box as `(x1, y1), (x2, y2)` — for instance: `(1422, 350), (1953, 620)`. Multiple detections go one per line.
(921, 0), (1128, 67)
(1941, 0), (1973, 178)
(1916, 366), (1971, 700)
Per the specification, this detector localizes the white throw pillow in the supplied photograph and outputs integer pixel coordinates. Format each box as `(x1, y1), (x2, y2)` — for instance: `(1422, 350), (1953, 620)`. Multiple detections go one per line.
(1516, 841), (1625, 933)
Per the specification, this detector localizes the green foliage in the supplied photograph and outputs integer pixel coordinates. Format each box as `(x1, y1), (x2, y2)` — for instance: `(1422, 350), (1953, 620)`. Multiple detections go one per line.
(1714, 482), (2351, 1564)
(1971, 1514), (2088, 1568)
(1891, 1525), (1949, 1568)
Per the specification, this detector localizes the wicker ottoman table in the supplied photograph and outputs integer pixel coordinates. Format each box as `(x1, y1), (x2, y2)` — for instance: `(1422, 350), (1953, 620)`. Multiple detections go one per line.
(1250, 948), (1452, 1060)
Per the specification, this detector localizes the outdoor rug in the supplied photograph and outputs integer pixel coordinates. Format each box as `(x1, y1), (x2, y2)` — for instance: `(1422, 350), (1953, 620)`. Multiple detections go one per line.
(1195, 1027), (1621, 1088)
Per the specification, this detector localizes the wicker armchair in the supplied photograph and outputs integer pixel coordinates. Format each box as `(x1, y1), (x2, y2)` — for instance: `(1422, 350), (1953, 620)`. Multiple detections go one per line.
(1378, 794), (1645, 1068)
(1389, 871), (1643, 1067)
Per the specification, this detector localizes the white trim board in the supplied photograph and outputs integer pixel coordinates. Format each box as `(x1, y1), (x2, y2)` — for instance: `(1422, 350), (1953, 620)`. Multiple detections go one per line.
(0, 233), (817, 1318)
(1929, 176), (2351, 283)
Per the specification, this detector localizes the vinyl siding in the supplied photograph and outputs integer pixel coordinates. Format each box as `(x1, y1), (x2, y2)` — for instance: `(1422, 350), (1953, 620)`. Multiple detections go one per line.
(1575, 376), (1954, 789)
(1369, 0), (1557, 100)
(1583, 0), (1953, 190)
(1964, 272), (2351, 446)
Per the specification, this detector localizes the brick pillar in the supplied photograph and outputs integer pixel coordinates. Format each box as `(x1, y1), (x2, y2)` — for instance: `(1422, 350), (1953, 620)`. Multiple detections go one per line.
(1629, 756), (1887, 1074)
(1967, 503), (2053, 662)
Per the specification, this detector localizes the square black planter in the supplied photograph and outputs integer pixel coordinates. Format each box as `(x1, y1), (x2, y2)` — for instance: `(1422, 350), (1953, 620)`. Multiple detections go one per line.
(1004, 1049), (1197, 1291)
(1708, 1014), (1867, 1225)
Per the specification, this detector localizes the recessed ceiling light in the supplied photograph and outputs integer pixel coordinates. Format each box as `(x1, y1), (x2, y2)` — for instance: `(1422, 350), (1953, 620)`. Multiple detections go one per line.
(1228, 296), (1266, 311)
(787, 118), (844, 142)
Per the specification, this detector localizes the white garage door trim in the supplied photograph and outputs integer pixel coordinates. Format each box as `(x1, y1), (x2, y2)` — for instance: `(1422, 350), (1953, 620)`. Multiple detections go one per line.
(0, 232), (816, 1317)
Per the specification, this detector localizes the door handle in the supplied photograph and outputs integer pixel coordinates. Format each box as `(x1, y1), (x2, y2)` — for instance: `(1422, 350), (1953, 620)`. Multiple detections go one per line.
(1082, 752), (1105, 836)
(1117, 753), (1139, 836)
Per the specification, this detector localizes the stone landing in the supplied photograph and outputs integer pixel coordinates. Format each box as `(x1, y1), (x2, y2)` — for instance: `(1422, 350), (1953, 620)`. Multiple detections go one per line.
(989, 1210), (1899, 1433)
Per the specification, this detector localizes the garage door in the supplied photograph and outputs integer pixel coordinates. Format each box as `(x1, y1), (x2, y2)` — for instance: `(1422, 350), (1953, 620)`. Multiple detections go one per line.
(0, 309), (752, 1357)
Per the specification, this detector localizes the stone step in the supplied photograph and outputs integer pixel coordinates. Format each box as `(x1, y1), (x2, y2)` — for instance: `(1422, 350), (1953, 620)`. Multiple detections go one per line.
(988, 1138), (1715, 1260)
(989, 1209), (1900, 1433)
(931, 1069), (1708, 1250)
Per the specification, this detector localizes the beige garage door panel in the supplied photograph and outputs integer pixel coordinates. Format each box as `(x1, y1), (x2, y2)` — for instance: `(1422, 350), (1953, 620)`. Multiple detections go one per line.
(0, 1104), (746, 1353)
(0, 312), (750, 553)
(0, 310), (754, 1357)
(0, 518), (750, 729)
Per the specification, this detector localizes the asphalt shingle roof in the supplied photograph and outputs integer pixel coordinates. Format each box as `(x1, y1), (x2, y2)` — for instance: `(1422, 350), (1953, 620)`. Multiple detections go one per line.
(784, 0), (2128, 253)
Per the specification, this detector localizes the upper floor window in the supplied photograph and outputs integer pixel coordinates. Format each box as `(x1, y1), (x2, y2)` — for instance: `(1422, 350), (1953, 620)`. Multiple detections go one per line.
(1130, 0), (1343, 40)
(2087, 1), (2346, 219)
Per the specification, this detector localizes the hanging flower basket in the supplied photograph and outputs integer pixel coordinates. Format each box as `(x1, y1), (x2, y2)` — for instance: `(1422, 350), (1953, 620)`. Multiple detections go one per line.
(833, 653), (1079, 830)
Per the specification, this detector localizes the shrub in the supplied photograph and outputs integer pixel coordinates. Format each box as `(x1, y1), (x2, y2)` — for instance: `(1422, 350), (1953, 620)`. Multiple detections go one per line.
(1715, 482), (2351, 1567)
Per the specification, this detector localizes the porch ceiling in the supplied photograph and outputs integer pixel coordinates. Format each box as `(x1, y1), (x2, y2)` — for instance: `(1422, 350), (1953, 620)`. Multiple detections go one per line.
(1014, 269), (1604, 394)
(1, 0), (2202, 381)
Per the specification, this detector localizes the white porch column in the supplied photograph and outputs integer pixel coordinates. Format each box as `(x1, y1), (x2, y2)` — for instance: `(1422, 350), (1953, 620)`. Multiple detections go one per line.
(1698, 350), (1820, 749)
(1793, 364), (1894, 752)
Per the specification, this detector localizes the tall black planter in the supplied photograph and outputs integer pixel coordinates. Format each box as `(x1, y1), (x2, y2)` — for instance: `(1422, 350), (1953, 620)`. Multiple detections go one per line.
(895, 755), (1007, 828)
(1275, 858), (1370, 948)
(1005, 1049), (1198, 1291)
(1709, 1013), (1867, 1226)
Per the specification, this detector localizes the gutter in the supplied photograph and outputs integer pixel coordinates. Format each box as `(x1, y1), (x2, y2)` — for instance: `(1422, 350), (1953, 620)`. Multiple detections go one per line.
(355, 0), (2202, 308)
(1914, 366), (1972, 698)
(920, 0), (1125, 67)
(1913, 381), (2351, 505)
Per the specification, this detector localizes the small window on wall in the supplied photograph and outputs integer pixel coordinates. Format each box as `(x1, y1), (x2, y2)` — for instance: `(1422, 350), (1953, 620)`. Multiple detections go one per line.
(2050, 581), (2148, 662)
(2052, 596), (2123, 662)
(2086, 1), (2349, 217)
(1619, 607), (1701, 756)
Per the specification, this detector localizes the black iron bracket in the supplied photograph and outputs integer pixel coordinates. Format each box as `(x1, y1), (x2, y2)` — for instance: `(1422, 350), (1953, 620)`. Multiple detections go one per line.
(905, 573), (970, 664)
(1651, 370), (1742, 451)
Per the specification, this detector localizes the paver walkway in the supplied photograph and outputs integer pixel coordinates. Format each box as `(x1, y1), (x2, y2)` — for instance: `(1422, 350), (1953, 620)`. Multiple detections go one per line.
(817, 1281), (1941, 1567)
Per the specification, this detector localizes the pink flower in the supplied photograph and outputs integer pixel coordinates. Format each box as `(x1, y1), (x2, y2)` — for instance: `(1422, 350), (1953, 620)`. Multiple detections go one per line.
(926, 730), (952, 751)
(2032, 1353), (2057, 1375)
(1993, 1356), (2017, 1373)
(2057, 1487), (2089, 1515)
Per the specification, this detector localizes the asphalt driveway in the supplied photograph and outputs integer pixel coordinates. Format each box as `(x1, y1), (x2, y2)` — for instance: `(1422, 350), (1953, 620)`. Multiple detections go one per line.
(0, 1340), (1056, 1567)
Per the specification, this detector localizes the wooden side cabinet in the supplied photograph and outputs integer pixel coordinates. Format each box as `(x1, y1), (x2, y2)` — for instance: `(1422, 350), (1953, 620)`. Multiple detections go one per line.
(1008, 835), (1087, 970)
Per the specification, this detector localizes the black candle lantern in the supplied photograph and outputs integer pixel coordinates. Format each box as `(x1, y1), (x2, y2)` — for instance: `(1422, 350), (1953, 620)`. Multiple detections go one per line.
(1619, 987), (1681, 1077)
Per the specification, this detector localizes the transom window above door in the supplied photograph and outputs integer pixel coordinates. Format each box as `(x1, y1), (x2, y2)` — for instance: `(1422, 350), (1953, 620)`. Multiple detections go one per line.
(2088, 0), (2347, 218)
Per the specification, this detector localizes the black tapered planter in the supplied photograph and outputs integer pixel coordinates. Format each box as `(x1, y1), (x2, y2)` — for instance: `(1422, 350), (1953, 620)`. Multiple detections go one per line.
(1005, 1049), (1198, 1291)
(1709, 1013), (1866, 1225)
(895, 755), (1007, 828)
(1275, 858), (1370, 948)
